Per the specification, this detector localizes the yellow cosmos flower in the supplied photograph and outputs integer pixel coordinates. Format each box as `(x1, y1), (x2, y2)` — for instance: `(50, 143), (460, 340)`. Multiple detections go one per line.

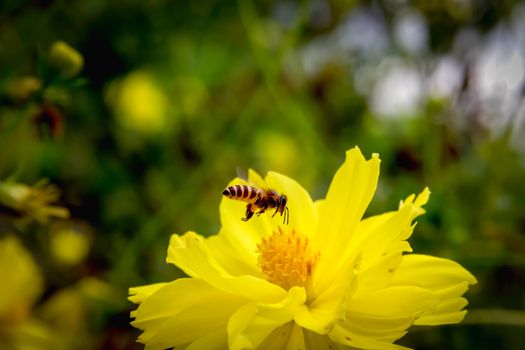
(130, 147), (476, 350)
(106, 71), (169, 135)
(0, 179), (69, 224)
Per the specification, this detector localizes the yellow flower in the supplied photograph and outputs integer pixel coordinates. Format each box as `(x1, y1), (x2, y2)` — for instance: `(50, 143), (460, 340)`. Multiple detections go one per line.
(106, 71), (169, 135)
(0, 235), (54, 350)
(0, 179), (70, 224)
(0, 235), (43, 323)
(50, 225), (91, 266)
(129, 147), (476, 350)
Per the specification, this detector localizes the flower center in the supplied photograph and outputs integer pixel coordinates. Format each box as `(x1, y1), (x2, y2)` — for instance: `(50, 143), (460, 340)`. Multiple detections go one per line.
(256, 227), (320, 290)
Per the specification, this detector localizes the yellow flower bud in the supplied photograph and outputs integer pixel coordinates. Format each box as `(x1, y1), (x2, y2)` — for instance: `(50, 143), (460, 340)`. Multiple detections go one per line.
(50, 227), (91, 266)
(48, 41), (84, 78)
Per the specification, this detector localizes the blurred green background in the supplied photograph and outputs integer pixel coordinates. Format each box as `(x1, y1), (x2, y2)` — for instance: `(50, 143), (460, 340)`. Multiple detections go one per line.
(1, 0), (525, 349)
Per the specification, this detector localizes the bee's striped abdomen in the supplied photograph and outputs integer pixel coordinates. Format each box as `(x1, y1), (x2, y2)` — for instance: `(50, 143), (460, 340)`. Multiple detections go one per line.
(223, 185), (260, 203)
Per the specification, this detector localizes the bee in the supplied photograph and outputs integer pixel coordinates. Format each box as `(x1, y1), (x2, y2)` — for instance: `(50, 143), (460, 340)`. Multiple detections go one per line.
(222, 184), (289, 224)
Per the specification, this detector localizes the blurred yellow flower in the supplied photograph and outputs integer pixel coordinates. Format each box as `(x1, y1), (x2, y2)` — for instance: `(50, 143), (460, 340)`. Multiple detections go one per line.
(4, 76), (42, 102)
(38, 277), (117, 346)
(0, 235), (43, 324)
(48, 41), (84, 78)
(0, 179), (69, 224)
(107, 71), (169, 135)
(129, 147), (476, 349)
(50, 225), (91, 266)
(255, 131), (299, 175)
(0, 236), (61, 349)
(0, 237), (59, 350)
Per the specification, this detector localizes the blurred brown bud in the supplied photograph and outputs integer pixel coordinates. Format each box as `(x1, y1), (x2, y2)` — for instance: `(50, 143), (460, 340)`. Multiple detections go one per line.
(33, 104), (64, 139)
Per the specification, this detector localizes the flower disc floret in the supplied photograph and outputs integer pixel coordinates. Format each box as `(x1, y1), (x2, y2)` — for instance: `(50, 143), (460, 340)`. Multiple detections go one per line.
(257, 227), (320, 291)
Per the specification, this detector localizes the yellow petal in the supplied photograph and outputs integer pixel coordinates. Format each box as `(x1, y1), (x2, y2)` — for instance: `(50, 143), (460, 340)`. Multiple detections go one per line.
(414, 310), (467, 325)
(340, 311), (414, 342)
(265, 171), (317, 238)
(348, 286), (438, 317)
(227, 303), (257, 350)
(313, 147), (380, 295)
(184, 328), (227, 350)
(355, 205), (414, 269)
(132, 278), (244, 349)
(258, 322), (306, 350)
(206, 233), (262, 277)
(282, 323), (306, 350)
(300, 264), (359, 335)
(228, 287), (307, 350)
(313, 199), (324, 215)
(330, 323), (412, 350)
(348, 211), (396, 251)
(391, 254), (477, 289)
(350, 188), (430, 274)
(294, 303), (339, 335)
(312, 188), (429, 316)
(303, 329), (349, 350)
(356, 250), (405, 292)
(351, 254), (477, 328)
(166, 232), (285, 302)
(414, 285), (470, 326)
(346, 206), (417, 294)
(391, 255), (476, 326)
(131, 278), (226, 329)
(399, 187), (431, 219)
(247, 168), (268, 189)
(129, 283), (168, 304)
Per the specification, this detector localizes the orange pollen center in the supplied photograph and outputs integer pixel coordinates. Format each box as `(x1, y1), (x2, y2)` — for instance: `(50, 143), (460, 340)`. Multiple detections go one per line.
(256, 227), (320, 290)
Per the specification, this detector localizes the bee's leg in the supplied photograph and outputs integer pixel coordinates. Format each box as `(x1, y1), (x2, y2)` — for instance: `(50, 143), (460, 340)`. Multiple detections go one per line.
(242, 204), (254, 222)
(271, 207), (280, 217)
(256, 201), (268, 216)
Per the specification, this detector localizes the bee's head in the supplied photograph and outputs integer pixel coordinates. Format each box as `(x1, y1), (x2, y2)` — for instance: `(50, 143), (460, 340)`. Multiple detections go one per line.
(279, 195), (287, 211)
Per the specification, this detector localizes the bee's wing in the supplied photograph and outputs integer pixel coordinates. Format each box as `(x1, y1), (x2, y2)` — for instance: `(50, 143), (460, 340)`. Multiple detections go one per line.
(235, 166), (275, 193)
(235, 167), (268, 189)
(235, 166), (249, 183)
(247, 169), (271, 190)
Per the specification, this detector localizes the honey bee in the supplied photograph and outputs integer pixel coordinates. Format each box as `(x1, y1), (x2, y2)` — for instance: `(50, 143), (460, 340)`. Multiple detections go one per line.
(222, 184), (289, 224)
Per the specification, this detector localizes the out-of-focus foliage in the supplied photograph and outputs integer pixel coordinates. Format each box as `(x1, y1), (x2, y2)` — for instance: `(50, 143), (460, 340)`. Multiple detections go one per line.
(1, 0), (524, 349)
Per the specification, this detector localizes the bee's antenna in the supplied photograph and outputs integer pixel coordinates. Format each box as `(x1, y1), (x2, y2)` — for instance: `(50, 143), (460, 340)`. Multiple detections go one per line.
(284, 207), (289, 225)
